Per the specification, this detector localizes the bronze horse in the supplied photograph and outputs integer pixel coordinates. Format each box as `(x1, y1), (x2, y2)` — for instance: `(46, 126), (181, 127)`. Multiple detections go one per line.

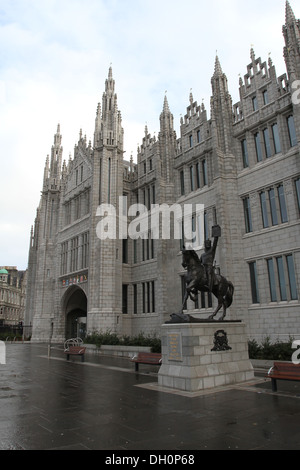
(181, 248), (234, 321)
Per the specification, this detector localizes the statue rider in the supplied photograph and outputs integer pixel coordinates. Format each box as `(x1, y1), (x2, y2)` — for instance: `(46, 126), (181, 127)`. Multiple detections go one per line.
(199, 225), (221, 291)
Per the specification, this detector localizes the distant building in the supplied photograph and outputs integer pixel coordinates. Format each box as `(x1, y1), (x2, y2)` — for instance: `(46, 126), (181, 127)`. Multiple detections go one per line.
(25, 1), (300, 343)
(0, 267), (27, 326)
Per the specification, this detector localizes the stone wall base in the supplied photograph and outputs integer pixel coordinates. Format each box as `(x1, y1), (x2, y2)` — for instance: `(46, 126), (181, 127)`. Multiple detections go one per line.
(158, 321), (254, 392)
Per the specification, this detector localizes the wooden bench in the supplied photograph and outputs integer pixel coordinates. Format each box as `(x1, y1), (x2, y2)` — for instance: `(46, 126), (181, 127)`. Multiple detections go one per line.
(130, 352), (162, 372)
(267, 361), (300, 392)
(64, 338), (86, 362)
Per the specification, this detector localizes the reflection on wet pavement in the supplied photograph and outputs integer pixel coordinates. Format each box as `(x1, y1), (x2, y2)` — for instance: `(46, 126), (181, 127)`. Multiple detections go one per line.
(1, 343), (300, 450)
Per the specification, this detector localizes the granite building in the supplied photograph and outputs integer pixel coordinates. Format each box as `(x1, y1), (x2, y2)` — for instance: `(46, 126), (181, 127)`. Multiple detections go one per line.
(25, 1), (300, 343)
(0, 267), (27, 327)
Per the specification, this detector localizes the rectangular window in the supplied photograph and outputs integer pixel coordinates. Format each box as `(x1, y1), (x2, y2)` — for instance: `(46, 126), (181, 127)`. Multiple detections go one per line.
(277, 185), (288, 223)
(152, 185), (156, 205)
(204, 211), (209, 240)
(243, 197), (253, 233)
(190, 166), (194, 192)
(202, 159), (208, 186)
(287, 115), (297, 147)
(133, 284), (137, 314)
(70, 237), (79, 272)
(252, 96), (258, 111)
(249, 262), (260, 304)
(122, 238), (128, 264)
(263, 90), (269, 105)
(122, 285), (128, 314)
(200, 291), (205, 308)
(255, 133), (262, 162)
(286, 255), (298, 300)
(180, 170), (185, 196)
(142, 283), (146, 313)
(276, 257), (287, 301)
(196, 163), (201, 189)
(268, 188), (278, 226)
(267, 259), (277, 302)
(147, 187), (151, 210)
(147, 282), (151, 313)
(81, 232), (89, 269)
(189, 135), (193, 148)
(75, 196), (81, 220)
(260, 192), (269, 228)
(263, 128), (272, 158)
(272, 123), (281, 154)
(197, 129), (201, 143)
(241, 139), (249, 168)
(151, 281), (155, 313)
(61, 241), (68, 275)
(296, 178), (300, 216)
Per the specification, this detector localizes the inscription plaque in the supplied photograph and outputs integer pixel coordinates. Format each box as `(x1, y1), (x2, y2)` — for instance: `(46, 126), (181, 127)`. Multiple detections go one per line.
(167, 333), (183, 362)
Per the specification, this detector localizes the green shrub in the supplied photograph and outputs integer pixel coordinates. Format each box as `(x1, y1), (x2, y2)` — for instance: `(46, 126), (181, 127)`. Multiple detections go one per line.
(85, 330), (161, 353)
(248, 336), (294, 361)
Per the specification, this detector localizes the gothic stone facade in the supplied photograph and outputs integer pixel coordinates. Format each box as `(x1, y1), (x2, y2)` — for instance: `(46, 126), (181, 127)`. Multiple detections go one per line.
(25, 2), (300, 342)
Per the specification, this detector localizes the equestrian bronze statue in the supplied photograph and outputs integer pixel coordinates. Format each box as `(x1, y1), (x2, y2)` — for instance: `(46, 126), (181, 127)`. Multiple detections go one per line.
(177, 225), (234, 322)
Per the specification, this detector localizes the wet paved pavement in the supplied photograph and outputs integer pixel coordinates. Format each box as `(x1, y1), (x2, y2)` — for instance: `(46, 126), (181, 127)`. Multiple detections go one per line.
(1, 343), (300, 451)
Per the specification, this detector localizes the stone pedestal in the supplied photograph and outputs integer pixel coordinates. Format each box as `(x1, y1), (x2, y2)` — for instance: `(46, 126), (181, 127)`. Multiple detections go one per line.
(158, 322), (254, 392)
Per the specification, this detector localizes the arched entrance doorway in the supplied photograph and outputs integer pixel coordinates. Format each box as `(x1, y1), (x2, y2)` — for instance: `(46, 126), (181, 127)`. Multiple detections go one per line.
(62, 286), (87, 340)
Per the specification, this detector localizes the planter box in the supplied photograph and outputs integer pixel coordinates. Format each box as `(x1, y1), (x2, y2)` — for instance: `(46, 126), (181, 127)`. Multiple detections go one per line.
(83, 343), (152, 357)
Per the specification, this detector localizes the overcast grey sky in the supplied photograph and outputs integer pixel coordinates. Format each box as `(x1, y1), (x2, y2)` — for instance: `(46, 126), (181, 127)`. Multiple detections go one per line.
(0, 0), (296, 270)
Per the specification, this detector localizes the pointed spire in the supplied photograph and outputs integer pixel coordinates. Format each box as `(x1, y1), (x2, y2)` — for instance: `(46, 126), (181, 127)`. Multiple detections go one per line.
(163, 94), (170, 113)
(286, 0), (296, 25)
(160, 93), (174, 134)
(105, 66), (115, 93)
(283, 0), (300, 81)
(53, 123), (62, 148)
(250, 47), (256, 63)
(213, 55), (223, 77)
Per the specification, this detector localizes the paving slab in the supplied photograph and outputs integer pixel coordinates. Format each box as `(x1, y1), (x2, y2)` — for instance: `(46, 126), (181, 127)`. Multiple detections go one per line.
(1, 343), (300, 451)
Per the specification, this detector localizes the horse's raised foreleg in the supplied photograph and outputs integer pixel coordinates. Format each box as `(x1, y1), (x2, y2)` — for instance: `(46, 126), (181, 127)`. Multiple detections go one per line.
(181, 281), (197, 311)
(189, 288), (198, 302)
